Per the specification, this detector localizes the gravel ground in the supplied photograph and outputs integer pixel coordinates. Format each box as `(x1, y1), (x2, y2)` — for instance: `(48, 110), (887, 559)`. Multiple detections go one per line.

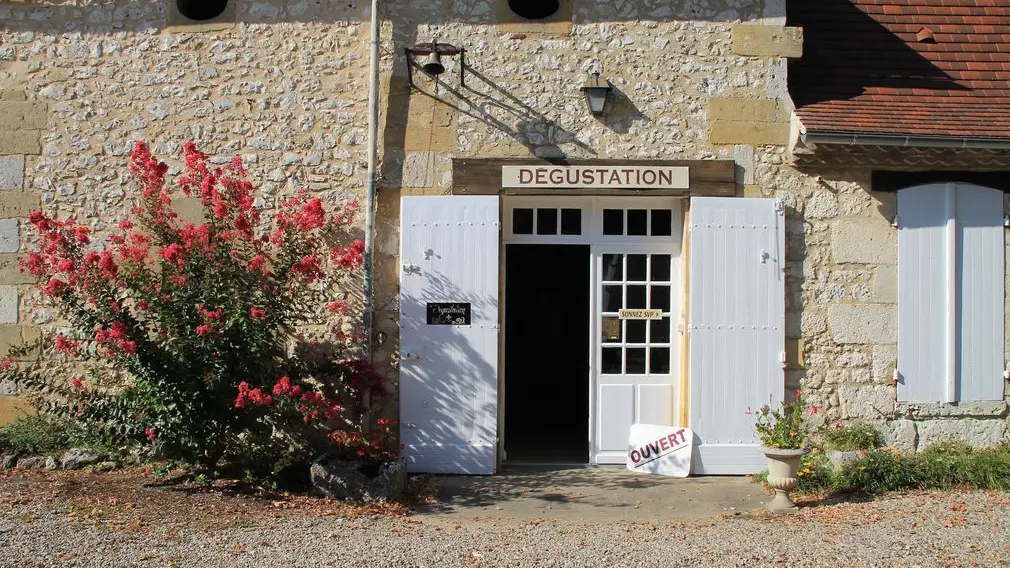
(2, 470), (1009, 568)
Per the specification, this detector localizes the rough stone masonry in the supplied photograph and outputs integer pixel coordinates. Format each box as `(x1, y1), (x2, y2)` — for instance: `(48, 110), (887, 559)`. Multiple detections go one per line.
(0, 0), (1006, 450)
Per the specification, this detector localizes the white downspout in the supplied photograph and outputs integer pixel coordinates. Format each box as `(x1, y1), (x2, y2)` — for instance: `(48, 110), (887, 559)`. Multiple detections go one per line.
(363, 0), (380, 363)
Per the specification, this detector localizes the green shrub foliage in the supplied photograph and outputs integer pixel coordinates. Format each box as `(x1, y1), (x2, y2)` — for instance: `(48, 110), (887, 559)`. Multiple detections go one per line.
(759, 437), (1010, 496)
(821, 422), (884, 452)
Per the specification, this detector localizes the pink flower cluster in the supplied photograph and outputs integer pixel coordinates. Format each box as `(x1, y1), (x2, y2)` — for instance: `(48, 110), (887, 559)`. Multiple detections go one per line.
(234, 381), (274, 408)
(234, 376), (343, 425)
(94, 321), (137, 356)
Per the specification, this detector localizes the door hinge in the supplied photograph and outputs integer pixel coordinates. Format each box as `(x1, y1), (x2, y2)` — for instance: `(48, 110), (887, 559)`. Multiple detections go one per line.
(779, 350), (787, 369)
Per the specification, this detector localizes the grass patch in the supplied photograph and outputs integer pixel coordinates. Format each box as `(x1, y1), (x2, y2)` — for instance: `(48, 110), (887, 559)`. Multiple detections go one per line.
(0, 413), (116, 457)
(0, 414), (79, 455)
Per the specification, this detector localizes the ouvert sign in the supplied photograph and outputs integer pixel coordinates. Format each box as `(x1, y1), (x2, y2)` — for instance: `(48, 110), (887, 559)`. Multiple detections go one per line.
(501, 165), (690, 189)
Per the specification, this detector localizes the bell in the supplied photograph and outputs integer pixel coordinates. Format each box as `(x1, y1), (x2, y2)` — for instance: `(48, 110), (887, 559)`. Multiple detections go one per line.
(421, 51), (445, 76)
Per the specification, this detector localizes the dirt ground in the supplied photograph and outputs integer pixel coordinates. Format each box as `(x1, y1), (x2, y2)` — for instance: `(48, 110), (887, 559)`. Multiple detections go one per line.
(4, 468), (1010, 568)
(0, 467), (416, 533)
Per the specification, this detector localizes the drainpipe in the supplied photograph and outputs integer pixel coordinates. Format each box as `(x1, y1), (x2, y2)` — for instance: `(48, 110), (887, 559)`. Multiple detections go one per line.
(363, 0), (380, 363)
(801, 131), (1010, 150)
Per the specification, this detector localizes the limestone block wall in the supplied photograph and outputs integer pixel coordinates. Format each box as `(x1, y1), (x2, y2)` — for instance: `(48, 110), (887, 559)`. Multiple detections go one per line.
(0, 0), (1004, 449)
(371, 1), (803, 411)
(755, 150), (1010, 451)
(0, 0), (375, 419)
(373, 0), (1009, 451)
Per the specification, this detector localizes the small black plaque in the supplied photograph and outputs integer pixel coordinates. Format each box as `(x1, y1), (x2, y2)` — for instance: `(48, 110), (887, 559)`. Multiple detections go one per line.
(426, 302), (471, 325)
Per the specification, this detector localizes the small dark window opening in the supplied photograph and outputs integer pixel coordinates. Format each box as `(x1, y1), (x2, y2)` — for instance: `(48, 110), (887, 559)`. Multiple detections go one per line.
(513, 208), (534, 234)
(508, 0), (560, 20)
(177, 0), (229, 21)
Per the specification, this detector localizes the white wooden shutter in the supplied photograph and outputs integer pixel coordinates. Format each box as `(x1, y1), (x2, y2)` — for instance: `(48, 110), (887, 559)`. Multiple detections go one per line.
(898, 183), (1004, 403)
(955, 185), (1004, 401)
(399, 196), (500, 474)
(688, 197), (785, 475)
(897, 184), (950, 402)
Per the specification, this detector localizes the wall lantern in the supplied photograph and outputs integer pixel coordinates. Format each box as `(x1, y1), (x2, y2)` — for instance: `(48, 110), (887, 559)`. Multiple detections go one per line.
(404, 41), (466, 90)
(581, 72), (612, 116)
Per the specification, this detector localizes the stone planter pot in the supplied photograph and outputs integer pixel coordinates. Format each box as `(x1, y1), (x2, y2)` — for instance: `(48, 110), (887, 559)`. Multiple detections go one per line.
(310, 456), (406, 502)
(760, 446), (810, 513)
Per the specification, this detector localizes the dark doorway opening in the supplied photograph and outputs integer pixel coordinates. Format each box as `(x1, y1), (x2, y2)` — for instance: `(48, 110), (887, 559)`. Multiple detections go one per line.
(504, 244), (590, 463)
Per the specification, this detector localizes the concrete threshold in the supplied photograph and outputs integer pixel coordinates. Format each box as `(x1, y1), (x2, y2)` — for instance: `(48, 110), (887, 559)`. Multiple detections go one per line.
(414, 464), (767, 522)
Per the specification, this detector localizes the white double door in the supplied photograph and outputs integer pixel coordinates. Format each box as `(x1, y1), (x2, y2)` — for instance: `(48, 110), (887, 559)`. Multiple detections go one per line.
(590, 245), (680, 464)
(399, 195), (784, 474)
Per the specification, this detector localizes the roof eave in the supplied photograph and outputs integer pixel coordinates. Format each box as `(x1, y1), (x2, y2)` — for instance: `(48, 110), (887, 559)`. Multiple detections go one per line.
(801, 130), (1010, 151)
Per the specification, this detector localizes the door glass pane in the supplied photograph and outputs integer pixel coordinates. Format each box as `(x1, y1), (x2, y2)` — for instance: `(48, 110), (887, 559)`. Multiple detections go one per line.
(626, 285), (646, 309)
(602, 316), (621, 342)
(536, 208), (558, 235)
(513, 208), (533, 234)
(650, 254), (671, 281)
(602, 285), (623, 312)
(627, 320), (646, 343)
(602, 348), (622, 374)
(602, 254), (623, 281)
(603, 209), (623, 235)
(627, 209), (648, 235)
(650, 347), (670, 374)
(650, 285), (671, 311)
(651, 209), (672, 236)
(626, 348), (646, 374)
(560, 208), (581, 235)
(650, 318), (671, 343)
(627, 255), (647, 281)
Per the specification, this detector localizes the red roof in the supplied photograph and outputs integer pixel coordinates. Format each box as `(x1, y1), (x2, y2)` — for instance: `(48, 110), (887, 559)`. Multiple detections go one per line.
(788, 0), (1010, 140)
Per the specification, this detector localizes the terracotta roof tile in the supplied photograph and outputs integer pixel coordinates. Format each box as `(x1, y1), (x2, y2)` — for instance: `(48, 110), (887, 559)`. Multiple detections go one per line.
(789, 0), (1010, 140)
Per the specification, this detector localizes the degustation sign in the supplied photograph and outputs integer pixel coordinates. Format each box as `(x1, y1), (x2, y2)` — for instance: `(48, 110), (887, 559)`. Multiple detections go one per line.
(502, 165), (689, 189)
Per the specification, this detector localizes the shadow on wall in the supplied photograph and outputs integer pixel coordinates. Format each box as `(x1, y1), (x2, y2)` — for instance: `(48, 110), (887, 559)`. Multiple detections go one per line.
(782, 202), (808, 395)
(408, 63), (596, 160)
(399, 269), (498, 474)
(593, 84), (650, 134)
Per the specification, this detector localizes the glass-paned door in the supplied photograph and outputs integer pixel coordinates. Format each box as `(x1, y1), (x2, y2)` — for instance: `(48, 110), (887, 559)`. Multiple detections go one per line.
(592, 247), (680, 464)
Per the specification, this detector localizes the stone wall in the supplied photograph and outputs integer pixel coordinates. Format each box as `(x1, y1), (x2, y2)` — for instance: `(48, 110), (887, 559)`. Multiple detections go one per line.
(371, 0), (804, 411)
(372, 0), (1008, 451)
(0, 0), (374, 414)
(1, 0), (1006, 450)
(763, 152), (1010, 451)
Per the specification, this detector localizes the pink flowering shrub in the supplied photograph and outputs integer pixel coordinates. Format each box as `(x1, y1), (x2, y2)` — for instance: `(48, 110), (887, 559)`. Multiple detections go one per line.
(7, 142), (395, 480)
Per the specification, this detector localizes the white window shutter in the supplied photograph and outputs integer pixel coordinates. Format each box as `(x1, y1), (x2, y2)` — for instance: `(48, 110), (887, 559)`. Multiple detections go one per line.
(897, 184), (950, 403)
(898, 183), (1004, 403)
(954, 185), (1004, 401)
(399, 196), (500, 474)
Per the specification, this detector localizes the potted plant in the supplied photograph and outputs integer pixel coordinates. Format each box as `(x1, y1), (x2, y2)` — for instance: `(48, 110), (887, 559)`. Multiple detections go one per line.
(753, 389), (816, 512)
